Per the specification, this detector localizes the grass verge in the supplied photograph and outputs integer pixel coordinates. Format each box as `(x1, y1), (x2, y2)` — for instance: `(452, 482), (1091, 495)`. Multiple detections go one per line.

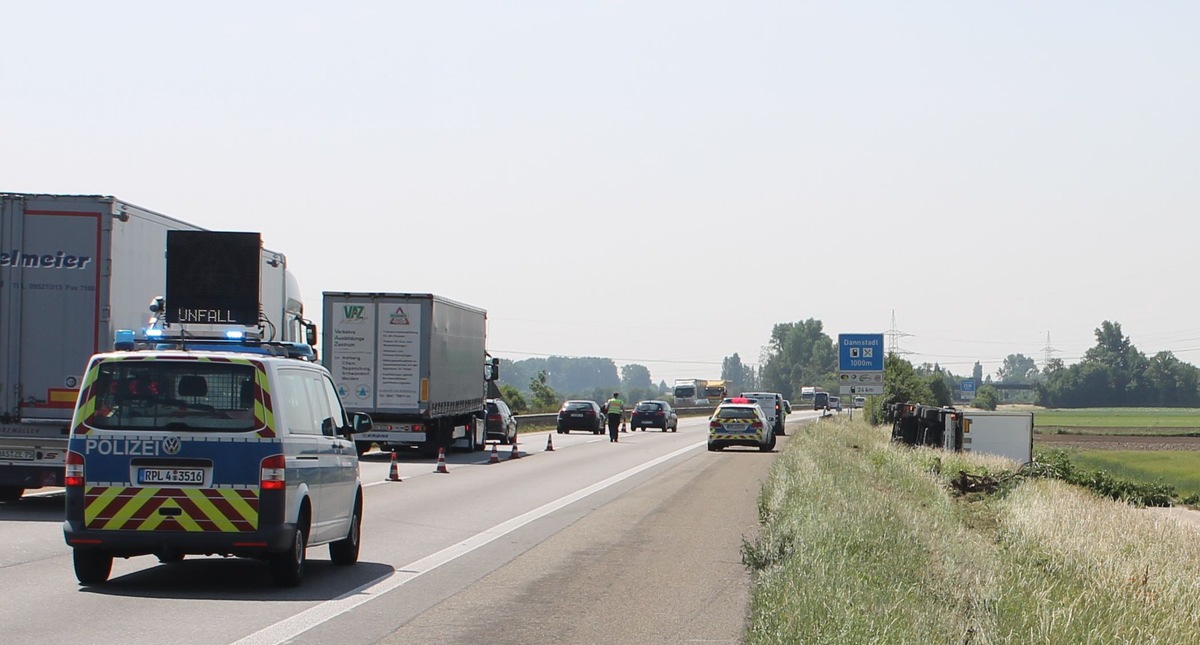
(744, 416), (1200, 643)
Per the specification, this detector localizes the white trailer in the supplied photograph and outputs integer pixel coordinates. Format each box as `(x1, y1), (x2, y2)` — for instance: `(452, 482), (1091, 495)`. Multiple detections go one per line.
(0, 193), (310, 500)
(322, 292), (494, 456)
(959, 411), (1034, 465)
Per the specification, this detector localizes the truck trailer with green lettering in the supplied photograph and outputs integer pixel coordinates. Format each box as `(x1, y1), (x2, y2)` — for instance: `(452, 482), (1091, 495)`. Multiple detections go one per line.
(321, 292), (498, 457)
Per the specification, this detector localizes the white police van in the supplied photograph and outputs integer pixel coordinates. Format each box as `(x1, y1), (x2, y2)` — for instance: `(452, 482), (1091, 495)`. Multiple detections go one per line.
(62, 329), (372, 587)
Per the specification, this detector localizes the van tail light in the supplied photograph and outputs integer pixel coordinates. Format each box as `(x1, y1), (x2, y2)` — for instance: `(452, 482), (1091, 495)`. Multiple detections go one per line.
(65, 451), (85, 487)
(260, 454), (286, 491)
(487, 414), (502, 423)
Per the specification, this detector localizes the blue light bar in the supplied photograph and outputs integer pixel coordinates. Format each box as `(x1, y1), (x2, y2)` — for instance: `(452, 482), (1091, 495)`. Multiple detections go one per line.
(114, 329), (135, 351)
(145, 329), (164, 339)
(225, 330), (246, 340)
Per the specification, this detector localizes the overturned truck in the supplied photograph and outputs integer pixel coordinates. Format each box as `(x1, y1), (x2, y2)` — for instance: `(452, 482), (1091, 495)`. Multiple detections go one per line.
(887, 403), (1033, 464)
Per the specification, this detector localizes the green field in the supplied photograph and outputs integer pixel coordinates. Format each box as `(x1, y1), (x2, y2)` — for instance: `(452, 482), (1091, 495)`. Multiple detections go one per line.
(1068, 450), (1200, 497)
(1035, 407), (1200, 434)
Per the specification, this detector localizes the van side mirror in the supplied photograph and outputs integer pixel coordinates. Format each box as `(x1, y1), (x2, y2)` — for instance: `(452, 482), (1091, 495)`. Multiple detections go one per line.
(351, 412), (373, 433)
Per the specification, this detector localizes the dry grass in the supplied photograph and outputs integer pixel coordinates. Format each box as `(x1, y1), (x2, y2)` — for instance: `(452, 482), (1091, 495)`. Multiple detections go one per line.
(746, 416), (1200, 644)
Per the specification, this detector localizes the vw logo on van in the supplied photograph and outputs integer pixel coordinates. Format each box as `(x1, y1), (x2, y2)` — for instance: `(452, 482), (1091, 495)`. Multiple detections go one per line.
(162, 437), (182, 455)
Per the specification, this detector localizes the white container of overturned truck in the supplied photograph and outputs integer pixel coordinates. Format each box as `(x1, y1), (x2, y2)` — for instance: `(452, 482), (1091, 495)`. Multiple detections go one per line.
(960, 410), (1034, 465)
(321, 292), (492, 456)
(0, 193), (310, 501)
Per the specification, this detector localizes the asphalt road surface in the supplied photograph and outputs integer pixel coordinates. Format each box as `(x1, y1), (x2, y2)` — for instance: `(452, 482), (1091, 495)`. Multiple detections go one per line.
(0, 411), (820, 645)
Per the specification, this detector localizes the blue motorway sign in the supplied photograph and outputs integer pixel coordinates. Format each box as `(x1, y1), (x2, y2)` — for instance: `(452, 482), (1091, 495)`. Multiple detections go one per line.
(962, 379), (976, 395)
(838, 333), (885, 372)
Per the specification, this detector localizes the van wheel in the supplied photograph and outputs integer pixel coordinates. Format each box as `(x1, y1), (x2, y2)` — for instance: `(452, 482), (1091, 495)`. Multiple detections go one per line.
(0, 486), (24, 502)
(270, 524), (308, 587)
(329, 499), (362, 565)
(74, 550), (113, 585)
(157, 553), (185, 564)
(355, 441), (372, 457)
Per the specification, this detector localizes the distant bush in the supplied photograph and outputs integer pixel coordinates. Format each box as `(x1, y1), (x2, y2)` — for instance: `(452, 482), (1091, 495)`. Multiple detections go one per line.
(971, 384), (1000, 411)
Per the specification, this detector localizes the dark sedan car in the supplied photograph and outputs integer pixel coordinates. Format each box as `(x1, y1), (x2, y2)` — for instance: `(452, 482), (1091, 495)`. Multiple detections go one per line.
(630, 400), (678, 432)
(485, 398), (518, 444)
(557, 400), (604, 434)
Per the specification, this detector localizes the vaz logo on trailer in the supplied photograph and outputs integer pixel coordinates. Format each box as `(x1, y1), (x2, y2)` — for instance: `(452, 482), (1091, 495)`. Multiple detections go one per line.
(342, 305), (367, 323)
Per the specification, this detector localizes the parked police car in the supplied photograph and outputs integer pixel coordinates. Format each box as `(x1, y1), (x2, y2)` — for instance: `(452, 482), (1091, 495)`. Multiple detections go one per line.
(708, 397), (776, 452)
(62, 330), (371, 587)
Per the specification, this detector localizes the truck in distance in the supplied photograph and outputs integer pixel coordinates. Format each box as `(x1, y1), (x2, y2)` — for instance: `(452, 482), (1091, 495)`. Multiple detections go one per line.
(673, 379), (706, 406)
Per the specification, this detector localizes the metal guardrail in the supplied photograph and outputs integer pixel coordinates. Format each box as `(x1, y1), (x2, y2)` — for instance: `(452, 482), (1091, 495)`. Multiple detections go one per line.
(514, 406), (716, 427)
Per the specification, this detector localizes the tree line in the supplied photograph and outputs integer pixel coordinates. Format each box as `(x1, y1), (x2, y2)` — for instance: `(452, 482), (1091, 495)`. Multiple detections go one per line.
(493, 318), (1198, 414)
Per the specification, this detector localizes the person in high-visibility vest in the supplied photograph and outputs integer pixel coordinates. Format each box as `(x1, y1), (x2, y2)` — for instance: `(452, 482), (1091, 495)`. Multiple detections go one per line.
(604, 392), (625, 442)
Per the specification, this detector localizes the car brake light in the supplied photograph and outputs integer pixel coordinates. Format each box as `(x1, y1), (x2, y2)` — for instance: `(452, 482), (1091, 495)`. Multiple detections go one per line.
(751, 421), (763, 429)
(261, 454), (286, 490)
(655, 411), (664, 416)
(710, 420), (721, 429)
(65, 450), (85, 487)
(487, 414), (502, 423)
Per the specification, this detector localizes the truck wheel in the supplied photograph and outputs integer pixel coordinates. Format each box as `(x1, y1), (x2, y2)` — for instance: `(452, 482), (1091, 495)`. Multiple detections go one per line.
(0, 486), (24, 502)
(329, 498), (362, 565)
(73, 550), (113, 585)
(270, 524), (308, 587)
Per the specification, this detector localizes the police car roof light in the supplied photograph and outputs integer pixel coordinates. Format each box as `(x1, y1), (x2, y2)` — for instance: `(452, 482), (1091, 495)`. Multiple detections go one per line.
(114, 329), (136, 351)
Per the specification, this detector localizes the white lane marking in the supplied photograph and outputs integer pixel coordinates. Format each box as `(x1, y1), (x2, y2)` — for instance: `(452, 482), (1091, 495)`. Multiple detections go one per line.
(233, 440), (706, 645)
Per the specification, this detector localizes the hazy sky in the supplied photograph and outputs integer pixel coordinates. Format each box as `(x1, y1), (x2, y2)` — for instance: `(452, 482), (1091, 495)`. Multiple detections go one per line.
(4, 2), (1198, 385)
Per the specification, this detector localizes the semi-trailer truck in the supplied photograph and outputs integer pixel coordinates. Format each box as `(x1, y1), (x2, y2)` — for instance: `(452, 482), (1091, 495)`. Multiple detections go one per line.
(322, 292), (497, 457)
(0, 193), (313, 501)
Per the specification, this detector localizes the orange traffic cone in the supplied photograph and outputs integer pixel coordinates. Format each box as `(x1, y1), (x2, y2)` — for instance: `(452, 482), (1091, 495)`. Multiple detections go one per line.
(489, 442), (500, 464)
(545, 433), (555, 452)
(435, 447), (449, 474)
(387, 451), (401, 482)
(509, 435), (521, 460)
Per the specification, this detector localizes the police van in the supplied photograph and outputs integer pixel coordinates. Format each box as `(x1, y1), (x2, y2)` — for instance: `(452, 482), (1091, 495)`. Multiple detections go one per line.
(62, 329), (372, 587)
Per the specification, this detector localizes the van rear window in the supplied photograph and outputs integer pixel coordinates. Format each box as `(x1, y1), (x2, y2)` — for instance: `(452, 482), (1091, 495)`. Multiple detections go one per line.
(715, 407), (758, 421)
(87, 361), (261, 432)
